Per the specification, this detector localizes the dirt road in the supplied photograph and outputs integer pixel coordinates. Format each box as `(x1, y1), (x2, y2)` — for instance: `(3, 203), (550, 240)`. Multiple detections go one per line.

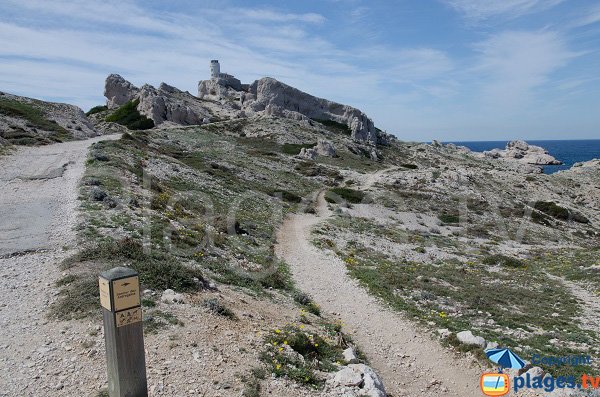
(0, 136), (119, 396)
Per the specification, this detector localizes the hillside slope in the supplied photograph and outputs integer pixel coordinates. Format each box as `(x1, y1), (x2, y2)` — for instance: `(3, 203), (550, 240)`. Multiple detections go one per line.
(0, 92), (99, 147)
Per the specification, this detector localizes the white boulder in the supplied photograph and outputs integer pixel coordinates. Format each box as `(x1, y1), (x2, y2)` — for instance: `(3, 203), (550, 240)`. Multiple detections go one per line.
(343, 347), (359, 364)
(104, 74), (139, 109)
(456, 330), (486, 347)
(161, 289), (184, 304)
(316, 139), (337, 157)
(329, 364), (387, 397)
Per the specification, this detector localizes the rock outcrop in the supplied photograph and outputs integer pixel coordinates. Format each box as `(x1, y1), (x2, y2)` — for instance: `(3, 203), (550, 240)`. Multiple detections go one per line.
(104, 75), (211, 126)
(482, 140), (562, 165)
(328, 364), (387, 397)
(456, 330), (486, 347)
(107, 74), (392, 145)
(316, 139), (337, 157)
(246, 77), (379, 145)
(104, 74), (139, 109)
(572, 158), (600, 170)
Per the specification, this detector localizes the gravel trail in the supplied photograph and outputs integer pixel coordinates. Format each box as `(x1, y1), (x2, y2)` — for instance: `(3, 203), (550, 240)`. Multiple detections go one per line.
(0, 136), (119, 396)
(275, 190), (484, 397)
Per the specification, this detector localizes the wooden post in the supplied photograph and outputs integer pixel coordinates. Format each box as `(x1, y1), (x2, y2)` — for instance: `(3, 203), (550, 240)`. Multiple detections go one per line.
(99, 267), (148, 397)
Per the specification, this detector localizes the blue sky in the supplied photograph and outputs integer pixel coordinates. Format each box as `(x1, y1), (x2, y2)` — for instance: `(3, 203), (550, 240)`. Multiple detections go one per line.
(1, 0), (600, 141)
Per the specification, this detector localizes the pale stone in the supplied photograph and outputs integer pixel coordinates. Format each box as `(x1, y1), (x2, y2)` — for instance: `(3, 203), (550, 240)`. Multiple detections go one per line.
(456, 330), (486, 347)
(104, 74), (139, 109)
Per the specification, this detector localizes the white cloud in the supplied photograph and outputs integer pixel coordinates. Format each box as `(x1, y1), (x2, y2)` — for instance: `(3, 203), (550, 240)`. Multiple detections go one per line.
(571, 4), (600, 27)
(473, 30), (577, 108)
(235, 8), (325, 24)
(442, 0), (565, 21)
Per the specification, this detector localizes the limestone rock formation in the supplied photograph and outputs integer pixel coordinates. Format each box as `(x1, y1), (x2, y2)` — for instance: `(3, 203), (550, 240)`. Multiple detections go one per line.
(198, 78), (244, 101)
(316, 139), (337, 157)
(136, 84), (208, 126)
(108, 73), (392, 146)
(104, 75), (211, 126)
(104, 74), (139, 109)
(329, 364), (387, 397)
(298, 147), (317, 160)
(482, 140), (562, 165)
(456, 330), (486, 347)
(247, 77), (379, 145)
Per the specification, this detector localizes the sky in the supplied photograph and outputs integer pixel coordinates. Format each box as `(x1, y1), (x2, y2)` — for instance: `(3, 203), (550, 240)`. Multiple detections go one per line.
(1, 0), (600, 141)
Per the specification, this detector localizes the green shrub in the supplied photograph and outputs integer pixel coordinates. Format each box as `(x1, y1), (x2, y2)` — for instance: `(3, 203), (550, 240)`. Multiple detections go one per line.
(49, 276), (99, 319)
(86, 105), (108, 116)
(143, 310), (184, 334)
(533, 201), (589, 224)
(293, 291), (321, 316)
(64, 237), (205, 292)
(325, 187), (365, 204)
(202, 298), (236, 319)
(105, 99), (154, 130)
(401, 163), (418, 169)
(438, 213), (460, 224)
(312, 118), (351, 135)
(482, 254), (525, 269)
(268, 189), (302, 203)
(261, 325), (344, 386)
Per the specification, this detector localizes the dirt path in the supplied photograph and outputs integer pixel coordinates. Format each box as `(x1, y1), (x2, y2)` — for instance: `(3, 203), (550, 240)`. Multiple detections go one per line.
(275, 190), (484, 397)
(361, 166), (399, 191)
(0, 136), (119, 396)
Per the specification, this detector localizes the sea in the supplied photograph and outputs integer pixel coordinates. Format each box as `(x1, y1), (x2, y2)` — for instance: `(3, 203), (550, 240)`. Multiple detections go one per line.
(444, 140), (600, 174)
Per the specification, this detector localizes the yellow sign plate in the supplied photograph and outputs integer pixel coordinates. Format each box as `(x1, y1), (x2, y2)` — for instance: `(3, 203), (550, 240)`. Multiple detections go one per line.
(115, 306), (142, 328)
(112, 276), (140, 311)
(99, 277), (111, 310)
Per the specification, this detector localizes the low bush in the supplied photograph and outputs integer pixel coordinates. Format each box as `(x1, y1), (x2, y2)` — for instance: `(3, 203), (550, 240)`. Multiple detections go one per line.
(105, 99), (154, 130)
(482, 254), (526, 269)
(533, 201), (589, 224)
(438, 213), (460, 224)
(63, 237), (206, 292)
(202, 298), (236, 319)
(293, 291), (321, 316)
(269, 189), (302, 203)
(144, 310), (184, 334)
(49, 276), (99, 319)
(86, 105), (108, 116)
(400, 163), (418, 169)
(261, 325), (345, 387)
(325, 187), (365, 204)
(312, 118), (351, 135)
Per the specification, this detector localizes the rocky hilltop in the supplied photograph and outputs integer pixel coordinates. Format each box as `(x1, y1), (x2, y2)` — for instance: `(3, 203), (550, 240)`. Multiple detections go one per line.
(105, 73), (390, 145)
(0, 91), (98, 146)
(481, 139), (562, 165)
